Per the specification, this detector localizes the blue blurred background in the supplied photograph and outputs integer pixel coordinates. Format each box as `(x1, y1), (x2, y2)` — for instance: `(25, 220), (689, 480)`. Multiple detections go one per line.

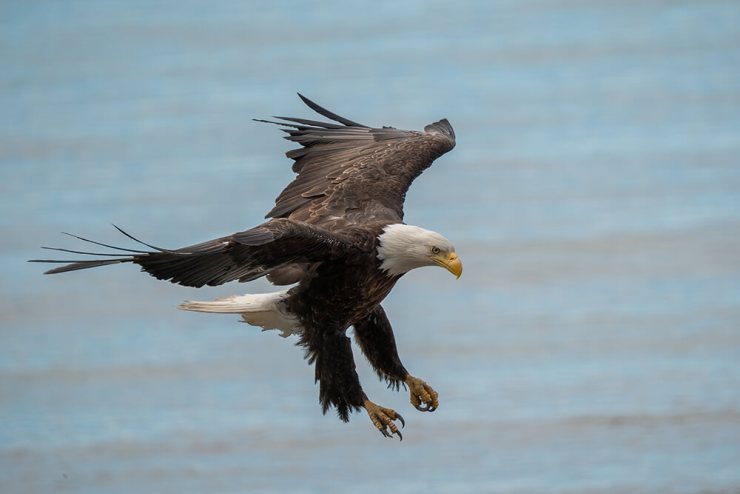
(1, 1), (739, 492)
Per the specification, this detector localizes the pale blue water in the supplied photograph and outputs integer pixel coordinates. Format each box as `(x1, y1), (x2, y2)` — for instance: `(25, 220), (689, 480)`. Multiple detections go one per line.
(1, 1), (739, 493)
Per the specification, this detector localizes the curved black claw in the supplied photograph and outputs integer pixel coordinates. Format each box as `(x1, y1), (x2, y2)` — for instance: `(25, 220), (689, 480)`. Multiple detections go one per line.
(406, 376), (439, 413)
(364, 399), (405, 441)
(396, 412), (406, 429)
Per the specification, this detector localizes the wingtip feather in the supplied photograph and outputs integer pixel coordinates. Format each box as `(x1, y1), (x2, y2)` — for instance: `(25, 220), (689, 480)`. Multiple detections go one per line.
(296, 93), (368, 128)
(424, 118), (455, 140)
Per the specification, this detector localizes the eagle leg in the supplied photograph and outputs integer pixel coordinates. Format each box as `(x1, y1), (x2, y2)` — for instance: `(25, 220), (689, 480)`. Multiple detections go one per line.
(300, 327), (365, 422)
(352, 305), (409, 390)
(405, 375), (439, 412)
(363, 398), (404, 441)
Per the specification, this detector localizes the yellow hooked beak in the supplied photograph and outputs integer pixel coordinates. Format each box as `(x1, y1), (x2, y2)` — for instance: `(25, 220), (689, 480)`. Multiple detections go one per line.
(432, 251), (462, 279)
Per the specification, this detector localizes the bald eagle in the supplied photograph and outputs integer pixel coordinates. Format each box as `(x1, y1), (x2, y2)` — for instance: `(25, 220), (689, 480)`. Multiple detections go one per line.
(31, 94), (460, 440)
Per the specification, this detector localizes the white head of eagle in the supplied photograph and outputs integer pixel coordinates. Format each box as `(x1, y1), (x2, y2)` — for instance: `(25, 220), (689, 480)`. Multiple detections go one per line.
(377, 223), (462, 278)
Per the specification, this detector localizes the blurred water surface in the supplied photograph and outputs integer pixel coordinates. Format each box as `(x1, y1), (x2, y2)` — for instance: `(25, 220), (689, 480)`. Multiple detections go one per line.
(1, 1), (739, 493)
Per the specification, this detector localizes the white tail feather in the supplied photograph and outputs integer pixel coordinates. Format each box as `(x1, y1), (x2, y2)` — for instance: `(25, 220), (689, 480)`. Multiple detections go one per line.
(179, 290), (300, 338)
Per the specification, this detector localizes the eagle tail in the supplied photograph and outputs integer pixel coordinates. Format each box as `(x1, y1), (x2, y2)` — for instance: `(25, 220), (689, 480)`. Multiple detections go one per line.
(179, 291), (301, 338)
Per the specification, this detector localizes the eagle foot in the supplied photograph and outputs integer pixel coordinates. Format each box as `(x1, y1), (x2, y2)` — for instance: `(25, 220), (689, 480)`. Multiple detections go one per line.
(405, 375), (439, 412)
(363, 399), (405, 441)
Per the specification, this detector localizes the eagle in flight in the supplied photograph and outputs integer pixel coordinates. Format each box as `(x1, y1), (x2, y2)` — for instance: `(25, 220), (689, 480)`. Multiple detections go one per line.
(32, 94), (461, 440)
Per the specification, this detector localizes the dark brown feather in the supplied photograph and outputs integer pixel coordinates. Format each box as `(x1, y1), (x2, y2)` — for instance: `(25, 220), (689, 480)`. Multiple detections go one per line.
(260, 95), (456, 227)
(31, 220), (364, 288)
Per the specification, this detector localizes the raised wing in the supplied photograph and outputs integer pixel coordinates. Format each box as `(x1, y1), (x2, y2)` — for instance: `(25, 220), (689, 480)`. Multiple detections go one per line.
(259, 94), (455, 227)
(30, 220), (361, 288)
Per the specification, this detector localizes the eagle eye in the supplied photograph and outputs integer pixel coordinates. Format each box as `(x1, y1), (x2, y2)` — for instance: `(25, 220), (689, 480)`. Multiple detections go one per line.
(431, 246), (441, 255)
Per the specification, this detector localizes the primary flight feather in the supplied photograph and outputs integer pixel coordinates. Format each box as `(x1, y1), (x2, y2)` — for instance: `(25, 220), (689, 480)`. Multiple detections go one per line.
(31, 94), (461, 440)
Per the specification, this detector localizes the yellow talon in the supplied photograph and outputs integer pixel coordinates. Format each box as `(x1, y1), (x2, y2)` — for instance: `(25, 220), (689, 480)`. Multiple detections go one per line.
(405, 375), (439, 412)
(363, 399), (404, 440)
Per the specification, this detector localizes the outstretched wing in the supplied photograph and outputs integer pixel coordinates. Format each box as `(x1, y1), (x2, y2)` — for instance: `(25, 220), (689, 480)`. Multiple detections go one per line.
(30, 219), (361, 288)
(259, 94), (456, 227)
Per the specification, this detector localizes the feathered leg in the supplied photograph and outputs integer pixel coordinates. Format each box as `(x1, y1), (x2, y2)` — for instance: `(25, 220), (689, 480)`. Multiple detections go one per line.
(299, 325), (404, 439)
(354, 305), (439, 412)
(303, 327), (364, 421)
